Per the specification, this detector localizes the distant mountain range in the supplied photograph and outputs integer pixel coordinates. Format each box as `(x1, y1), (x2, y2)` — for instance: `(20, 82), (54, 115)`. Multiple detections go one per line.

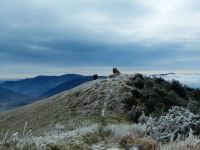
(40, 76), (92, 98)
(2, 72), (198, 112)
(0, 74), (93, 111)
(0, 87), (32, 111)
(0, 74), (91, 97)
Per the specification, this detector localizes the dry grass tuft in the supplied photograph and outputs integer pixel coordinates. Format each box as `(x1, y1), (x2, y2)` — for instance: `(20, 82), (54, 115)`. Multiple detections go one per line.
(160, 130), (200, 150)
(120, 135), (159, 150)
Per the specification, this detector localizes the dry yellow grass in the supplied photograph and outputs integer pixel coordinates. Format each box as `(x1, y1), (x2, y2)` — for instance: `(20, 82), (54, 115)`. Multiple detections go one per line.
(120, 135), (159, 150)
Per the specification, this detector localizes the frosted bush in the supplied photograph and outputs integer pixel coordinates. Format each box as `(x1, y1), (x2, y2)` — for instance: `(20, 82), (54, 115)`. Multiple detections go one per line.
(139, 106), (200, 142)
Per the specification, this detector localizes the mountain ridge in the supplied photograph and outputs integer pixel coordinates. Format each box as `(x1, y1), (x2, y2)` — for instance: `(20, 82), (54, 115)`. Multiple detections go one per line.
(0, 74), (91, 97)
(0, 87), (32, 111)
(40, 76), (92, 98)
(1, 73), (200, 135)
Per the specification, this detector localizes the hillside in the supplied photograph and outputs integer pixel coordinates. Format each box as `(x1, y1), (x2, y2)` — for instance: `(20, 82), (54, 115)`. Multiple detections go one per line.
(0, 87), (32, 111)
(0, 74), (129, 135)
(1, 73), (200, 134)
(0, 74), (90, 97)
(1, 73), (200, 149)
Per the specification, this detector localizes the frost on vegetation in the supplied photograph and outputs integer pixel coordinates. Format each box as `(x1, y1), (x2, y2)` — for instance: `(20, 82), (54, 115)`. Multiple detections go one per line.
(0, 122), (34, 149)
(139, 106), (200, 142)
(160, 130), (200, 150)
(104, 123), (146, 141)
(0, 122), (147, 150)
(0, 123), (99, 150)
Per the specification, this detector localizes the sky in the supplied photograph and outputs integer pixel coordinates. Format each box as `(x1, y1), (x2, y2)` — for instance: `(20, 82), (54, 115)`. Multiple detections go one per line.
(0, 0), (200, 79)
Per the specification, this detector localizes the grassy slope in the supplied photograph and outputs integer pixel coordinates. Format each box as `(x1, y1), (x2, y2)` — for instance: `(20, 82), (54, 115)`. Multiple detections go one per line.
(0, 73), (199, 136)
(0, 75), (130, 135)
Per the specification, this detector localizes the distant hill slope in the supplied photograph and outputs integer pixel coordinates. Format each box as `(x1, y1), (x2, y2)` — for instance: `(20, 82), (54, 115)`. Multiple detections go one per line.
(0, 74), (90, 97)
(40, 76), (92, 98)
(0, 80), (5, 84)
(0, 87), (32, 111)
(0, 74), (200, 135)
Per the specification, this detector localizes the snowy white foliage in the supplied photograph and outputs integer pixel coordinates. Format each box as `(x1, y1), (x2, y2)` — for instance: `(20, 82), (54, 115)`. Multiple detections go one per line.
(104, 123), (146, 141)
(0, 123), (99, 150)
(160, 130), (200, 150)
(139, 106), (200, 142)
(1, 121), (200, 149)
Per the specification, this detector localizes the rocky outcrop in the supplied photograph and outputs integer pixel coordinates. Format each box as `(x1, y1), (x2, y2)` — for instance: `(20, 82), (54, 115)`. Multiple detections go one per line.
(92, 74), (98, 80)
(109, 68), (121, 78)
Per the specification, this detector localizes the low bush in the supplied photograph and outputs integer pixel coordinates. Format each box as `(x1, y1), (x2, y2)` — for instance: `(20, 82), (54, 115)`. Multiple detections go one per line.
(193, 89), (200, 101)
(170, 80), (187, 99)
(139, 106), (200, 142)
(134, 78), (144, 89)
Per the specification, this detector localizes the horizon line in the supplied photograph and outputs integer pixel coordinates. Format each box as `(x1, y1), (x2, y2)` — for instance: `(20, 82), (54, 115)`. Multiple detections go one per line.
(0, 68), (200, 80)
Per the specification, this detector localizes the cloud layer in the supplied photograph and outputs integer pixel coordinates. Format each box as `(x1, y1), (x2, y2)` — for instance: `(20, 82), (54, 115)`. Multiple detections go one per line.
(0, 0), (200, 78)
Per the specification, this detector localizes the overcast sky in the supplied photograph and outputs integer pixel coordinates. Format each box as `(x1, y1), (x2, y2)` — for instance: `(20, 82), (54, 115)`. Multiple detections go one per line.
(0, 0), (200, 79)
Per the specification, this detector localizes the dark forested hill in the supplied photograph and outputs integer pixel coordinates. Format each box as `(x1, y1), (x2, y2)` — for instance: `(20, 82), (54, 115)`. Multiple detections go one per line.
(0, 74), (90, 97)
(40, 76), (92, 98)
(0, 87), (32, 111)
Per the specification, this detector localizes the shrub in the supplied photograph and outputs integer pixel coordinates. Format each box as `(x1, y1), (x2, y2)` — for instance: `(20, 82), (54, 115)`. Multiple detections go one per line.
(134, 78), (144, 89)
(170, 80), (187, 99)
(139, 106), (200, 142)
(128, 105), (144, 123)
(187, 100), (200, 114)
(122, 96), (139, 111)
(133, 74), (144, 80)
(193, 89), (200, 101)
(162, 91), (181, 106)
(155, 77), (165, 84)
(131, 89), (142, 98)
(153, 86), (167, 97)
(145, 79), (154, 88)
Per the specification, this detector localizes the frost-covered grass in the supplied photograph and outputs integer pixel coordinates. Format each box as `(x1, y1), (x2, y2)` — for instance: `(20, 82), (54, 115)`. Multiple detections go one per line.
(1, 122), (200, 150)
(1, 107), (200, 149)
(104, 123), (146, 141)
(160, 130), (200, 150)
(0, 122), (147, 150)
(0, 123), (99, 150)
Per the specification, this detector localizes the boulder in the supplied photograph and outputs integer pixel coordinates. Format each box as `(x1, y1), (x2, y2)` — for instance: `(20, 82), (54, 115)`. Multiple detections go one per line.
(109, 68), (121, 78)
(92, 74), (98, 80)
